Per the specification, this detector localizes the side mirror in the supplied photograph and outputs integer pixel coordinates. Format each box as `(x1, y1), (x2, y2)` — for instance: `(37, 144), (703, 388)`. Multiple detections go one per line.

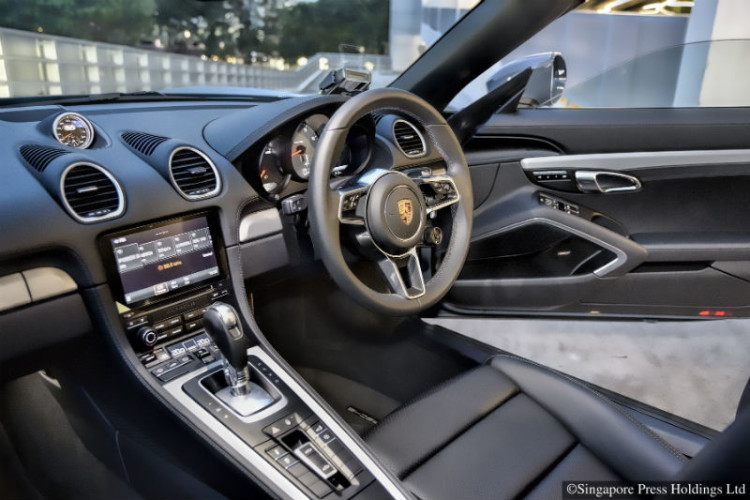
(487, 52), (566, 107)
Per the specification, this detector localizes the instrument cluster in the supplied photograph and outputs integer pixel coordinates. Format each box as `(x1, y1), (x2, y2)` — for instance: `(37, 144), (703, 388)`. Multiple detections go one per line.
(250, 112), (374, 199)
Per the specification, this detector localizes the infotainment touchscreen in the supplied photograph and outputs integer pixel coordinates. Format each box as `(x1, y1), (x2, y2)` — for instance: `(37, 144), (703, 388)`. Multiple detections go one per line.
(108, 215), (221, 305)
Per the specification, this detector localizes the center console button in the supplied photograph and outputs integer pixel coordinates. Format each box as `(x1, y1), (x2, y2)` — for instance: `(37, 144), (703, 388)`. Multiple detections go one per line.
(185, 320), (202, 332)
(194, 334), (212, 348)
(266, 445), (288, 460)
(293, 443), (336, 479)
(139, 353), (157, 365)
(166, 326), (184, 338)
(194, 348), (215, 364)
(167, 343), (188, 358)
(278, 454), (298, 469)
(152, 320), (169, 331)
(154, 348), (170, 362)
(125, 316), (147, 330)
(263, 413), (302, 437)
(183, 309), (200, 321)
(319, 431), (335, 444)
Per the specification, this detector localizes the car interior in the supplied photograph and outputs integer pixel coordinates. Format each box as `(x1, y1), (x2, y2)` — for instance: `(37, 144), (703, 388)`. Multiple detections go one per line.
(1, 0), (749, 499)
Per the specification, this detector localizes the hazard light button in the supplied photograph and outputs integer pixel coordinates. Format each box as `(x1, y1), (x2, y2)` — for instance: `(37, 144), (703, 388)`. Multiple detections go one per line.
(263, 413), (302, 438)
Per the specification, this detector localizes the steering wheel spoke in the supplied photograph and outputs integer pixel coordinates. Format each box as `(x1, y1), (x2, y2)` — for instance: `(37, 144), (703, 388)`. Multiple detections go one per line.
(375, 248), (426, 300)
(413, 174), (460, 214)
(337, 185), (367, 225)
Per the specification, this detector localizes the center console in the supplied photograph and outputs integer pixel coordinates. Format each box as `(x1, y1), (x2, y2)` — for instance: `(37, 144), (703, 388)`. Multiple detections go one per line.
(99, 211), (392, 500)
(100, 211), (231, 379)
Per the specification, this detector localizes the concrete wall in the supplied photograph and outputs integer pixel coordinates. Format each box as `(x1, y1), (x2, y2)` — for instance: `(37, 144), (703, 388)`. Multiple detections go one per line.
(0, 27), (390, 98)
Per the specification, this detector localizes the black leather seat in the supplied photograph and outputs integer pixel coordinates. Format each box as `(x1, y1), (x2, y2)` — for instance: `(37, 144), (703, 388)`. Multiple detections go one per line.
(366, 355), (749, 500)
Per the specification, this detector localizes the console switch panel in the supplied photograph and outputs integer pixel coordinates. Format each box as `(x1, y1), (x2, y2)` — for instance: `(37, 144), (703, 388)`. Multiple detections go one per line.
(294, 442), (336, 480)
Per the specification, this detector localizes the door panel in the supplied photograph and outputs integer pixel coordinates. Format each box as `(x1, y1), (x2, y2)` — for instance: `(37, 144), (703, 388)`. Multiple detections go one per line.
(443, 108), (750, 319)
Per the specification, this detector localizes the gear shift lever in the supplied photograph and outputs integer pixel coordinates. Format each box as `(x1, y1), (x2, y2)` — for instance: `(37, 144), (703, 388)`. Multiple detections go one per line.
(203, 302), (251, 396)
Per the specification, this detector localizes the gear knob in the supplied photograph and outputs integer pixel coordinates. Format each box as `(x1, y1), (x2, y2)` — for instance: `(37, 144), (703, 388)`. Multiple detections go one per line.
(203, 302), (251, 395)
(203, 302), (248, 370)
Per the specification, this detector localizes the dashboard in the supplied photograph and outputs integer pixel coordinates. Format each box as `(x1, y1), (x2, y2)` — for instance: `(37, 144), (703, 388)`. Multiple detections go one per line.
(0, 92), (430, 368)
(0, 92), (432, 500)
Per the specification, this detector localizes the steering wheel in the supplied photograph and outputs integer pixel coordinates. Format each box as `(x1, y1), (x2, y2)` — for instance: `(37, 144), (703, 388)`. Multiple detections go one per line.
(308, 88), (473, 315)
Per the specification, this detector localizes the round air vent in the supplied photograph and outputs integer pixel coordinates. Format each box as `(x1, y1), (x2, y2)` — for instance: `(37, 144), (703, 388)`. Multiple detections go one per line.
(393, 119), (426, 158)
(168, 147), (221, 200)
(60, 163), (125, 223)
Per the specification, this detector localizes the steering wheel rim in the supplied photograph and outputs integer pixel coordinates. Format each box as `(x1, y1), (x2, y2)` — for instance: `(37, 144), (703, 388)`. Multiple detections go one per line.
(308, 88), (473, 315)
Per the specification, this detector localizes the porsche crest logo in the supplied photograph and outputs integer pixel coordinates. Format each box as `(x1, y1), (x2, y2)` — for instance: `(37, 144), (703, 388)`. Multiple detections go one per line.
(398, 199), (413, 225)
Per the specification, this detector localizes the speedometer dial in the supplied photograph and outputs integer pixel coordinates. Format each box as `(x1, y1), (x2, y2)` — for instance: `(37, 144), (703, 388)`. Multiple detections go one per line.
(289, 114), (328, 180)
(53, 112), (95, 149)
(258, 138), (287, 194)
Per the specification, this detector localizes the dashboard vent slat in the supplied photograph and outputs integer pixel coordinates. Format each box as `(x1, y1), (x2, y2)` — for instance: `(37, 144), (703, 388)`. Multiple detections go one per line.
(121, 131), (169, 156)
(19, 145), (70, 172)
(393, 120), (426, 158)
(168, 147), (221, 200)
(61, 163), (125, 223)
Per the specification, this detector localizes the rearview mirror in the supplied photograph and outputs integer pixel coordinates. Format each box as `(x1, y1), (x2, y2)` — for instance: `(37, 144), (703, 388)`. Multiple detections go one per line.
(487, 52), (566, 107)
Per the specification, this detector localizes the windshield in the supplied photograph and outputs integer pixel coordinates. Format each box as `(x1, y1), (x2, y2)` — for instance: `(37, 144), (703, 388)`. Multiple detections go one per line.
(0, 0), (480, 100)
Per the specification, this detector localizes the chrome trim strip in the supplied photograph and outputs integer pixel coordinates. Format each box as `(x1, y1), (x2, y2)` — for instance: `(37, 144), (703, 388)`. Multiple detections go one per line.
(521, 149), (750, 172)
(239, 209), (283, 243)
(392, 119), (427, 159)
(52, 112), (95, 149)
(164, 346), (410, 500)
(59, 162), (126, 224)
(196, 369), (289, 424)
(574, 171), (642, 193)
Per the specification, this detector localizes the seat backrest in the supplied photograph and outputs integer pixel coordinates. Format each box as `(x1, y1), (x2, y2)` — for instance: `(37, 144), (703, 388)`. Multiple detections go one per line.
(673, 407), (750, 482)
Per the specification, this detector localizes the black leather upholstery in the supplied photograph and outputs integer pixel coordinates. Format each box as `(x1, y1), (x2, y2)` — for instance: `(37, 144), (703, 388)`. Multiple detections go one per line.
(490, 356), (686, 481)
(366, 355), (688, 500)
(366, 365), (518, 477)
(670, 408), (750, 482)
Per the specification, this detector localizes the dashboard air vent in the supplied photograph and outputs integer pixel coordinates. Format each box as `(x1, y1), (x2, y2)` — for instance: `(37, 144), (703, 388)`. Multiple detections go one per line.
(121, 131), (169, 156)
(393, 120), (426, 158)
(20, 145), (69, 172)
(61, 163), (125, 223)
(169, 147), (221, 200)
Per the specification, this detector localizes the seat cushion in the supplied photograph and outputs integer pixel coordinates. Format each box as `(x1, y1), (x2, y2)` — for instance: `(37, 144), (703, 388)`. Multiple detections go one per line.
(366, 355), (686, 500)
(365, 365), (517, 477)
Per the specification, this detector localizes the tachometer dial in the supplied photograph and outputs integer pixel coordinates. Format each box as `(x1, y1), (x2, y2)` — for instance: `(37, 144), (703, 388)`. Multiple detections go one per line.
(53, 112), (95, 149)
(289, 114), (328, 180)
(258, 139), (287, 194)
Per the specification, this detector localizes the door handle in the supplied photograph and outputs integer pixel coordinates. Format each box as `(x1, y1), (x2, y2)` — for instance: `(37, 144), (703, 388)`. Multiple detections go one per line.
(574, 171), (642, 194)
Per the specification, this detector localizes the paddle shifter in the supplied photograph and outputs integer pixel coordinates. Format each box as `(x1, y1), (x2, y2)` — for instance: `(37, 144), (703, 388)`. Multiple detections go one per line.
(203, 302), (251, 396)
